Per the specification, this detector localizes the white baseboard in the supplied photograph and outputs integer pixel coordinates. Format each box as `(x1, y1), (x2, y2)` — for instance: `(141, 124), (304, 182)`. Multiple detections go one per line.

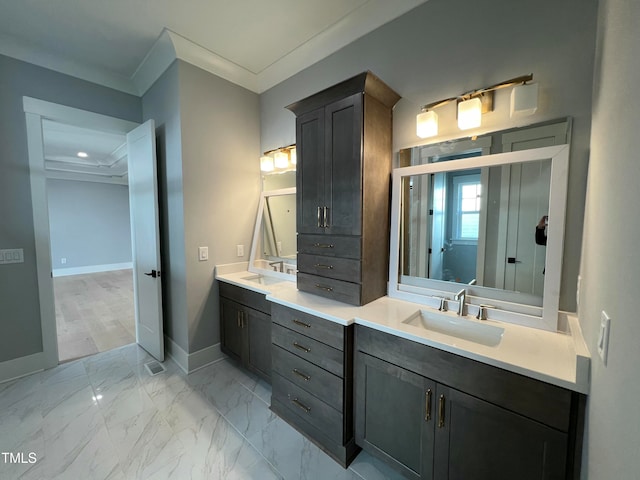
(0, 352), (45, 384)
(164, 336), (223, 374)
(52, 262), (133, 277)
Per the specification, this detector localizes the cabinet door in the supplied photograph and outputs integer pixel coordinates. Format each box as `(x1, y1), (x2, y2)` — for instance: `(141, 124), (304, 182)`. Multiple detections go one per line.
(355, 352), (435, 480)
(246, 307), (271, 381)
(324, 93), (363, 236)
(220, 298), (244, 362)
(297, 107), (326, 234)
(433, 385), (568, 480)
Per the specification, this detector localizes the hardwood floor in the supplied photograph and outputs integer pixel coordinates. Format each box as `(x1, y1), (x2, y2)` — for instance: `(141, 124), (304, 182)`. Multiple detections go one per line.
(54, 269), (135, 362)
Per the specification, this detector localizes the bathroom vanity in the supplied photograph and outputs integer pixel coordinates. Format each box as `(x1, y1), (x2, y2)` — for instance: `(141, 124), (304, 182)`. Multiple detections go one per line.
(217, 70), (587, 478)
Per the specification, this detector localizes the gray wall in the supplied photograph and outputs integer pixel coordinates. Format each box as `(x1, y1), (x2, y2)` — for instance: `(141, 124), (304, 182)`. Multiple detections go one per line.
(142, 61), (189, 353)
(178, 61), (261, 353)
(0, 54), (141, 363)
(580, 0), (640, 477)
(259, 0), (599, 311)
(142, 60), (261, 356)
(47, 179), (132, 271)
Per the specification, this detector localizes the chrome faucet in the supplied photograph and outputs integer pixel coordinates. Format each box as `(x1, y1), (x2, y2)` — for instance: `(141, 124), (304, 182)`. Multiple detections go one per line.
(454, 288), (466, 316)
(269, 260), (284, 272)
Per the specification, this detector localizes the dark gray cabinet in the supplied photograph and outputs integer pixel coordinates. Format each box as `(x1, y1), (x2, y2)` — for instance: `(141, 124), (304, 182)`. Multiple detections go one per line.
(219, 282), (271, 382)
(270, 303), (358, 467)
(287, 72), (400, 306)
(355, 325), (585, 480)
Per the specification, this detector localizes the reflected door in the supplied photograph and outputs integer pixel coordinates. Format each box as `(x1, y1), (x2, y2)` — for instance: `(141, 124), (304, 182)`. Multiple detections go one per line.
(503, 160), (551, 295)
(430, 172), (447, 280)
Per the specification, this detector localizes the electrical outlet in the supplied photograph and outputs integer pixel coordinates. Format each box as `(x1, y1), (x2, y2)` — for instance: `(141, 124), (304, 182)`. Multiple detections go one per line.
(236, 245), (244, 257)
(61, 257), (67, 265)
(597, 310), (611, 365)
(198, 246), (208, 261)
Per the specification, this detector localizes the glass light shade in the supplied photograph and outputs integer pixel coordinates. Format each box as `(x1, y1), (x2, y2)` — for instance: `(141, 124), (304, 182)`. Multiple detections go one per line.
(510, 83), (538, 117)
(274, 151), (289, 168)
(416, 110), (438, 138)
(260, 155), (274, 172)
(289, 147), (297, 165)
(457, 97), (482, 130)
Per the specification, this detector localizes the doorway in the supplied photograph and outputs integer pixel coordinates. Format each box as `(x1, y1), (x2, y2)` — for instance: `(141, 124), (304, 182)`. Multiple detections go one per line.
(23, 97), (164, 370)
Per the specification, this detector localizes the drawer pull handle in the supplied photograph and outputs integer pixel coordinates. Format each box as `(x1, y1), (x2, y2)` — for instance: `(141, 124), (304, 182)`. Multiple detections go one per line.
(292, 369), (311, 381)
(314, 264), (334, 269)
(425, 388), (432, 421)
(438, 394), (445, 428)
(315, 284), (333, 292)
(289, 396), (311, 414)
(313, 243), (334, 249)
(293, 342), (311, 353)
(292, 319), (311, 328)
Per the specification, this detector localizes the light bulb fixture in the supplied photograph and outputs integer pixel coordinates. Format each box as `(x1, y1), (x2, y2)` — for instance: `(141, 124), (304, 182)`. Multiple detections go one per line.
(510, 82), (539, 117)
(260, 155), (274, 172)
(77, 151), (88, 158)
(416, 74), (534, 136)
(274, 150), (289, 168)
(289, 147), (297, 165)
(416, 110), (438, 138)
(457, 97), (482, 130)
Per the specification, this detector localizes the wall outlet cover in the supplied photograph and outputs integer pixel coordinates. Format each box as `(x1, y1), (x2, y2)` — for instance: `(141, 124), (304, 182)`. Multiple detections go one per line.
(198, 246), (208, 261)
(236, 245), (244, 257)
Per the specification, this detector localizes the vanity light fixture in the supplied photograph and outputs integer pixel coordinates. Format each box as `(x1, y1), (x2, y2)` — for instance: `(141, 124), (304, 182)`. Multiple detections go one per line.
(260, 144), (297, 172)
(274, 150), (289, 168)
(260, 155), (274, 172)
(416, 74), (535, 137)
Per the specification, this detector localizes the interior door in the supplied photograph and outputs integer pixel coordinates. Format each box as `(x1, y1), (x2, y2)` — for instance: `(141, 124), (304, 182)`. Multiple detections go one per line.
(127, 120), (164, 361)
(429, 173), (446, 280)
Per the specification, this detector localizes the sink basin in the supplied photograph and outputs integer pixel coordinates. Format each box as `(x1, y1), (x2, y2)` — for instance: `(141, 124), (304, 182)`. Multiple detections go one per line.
(402, 309), (504, 347)
(241, 274), (283, 286)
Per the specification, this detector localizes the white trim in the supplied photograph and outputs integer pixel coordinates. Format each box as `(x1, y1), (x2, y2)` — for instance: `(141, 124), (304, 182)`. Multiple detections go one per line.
(0, 352), (45, 384)
(388, 144), (570, 332)
(52, 263), (133, 277)
(164, 336), (223, 374)
(23, 96), (140, 372)
(46, 170), (128, 185)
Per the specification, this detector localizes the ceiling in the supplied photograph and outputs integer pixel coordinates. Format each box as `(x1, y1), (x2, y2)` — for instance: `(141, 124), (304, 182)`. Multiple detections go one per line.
(6, 0), (426, 182)
(0, 0), (426, 94)
(42, 120), (128, 184)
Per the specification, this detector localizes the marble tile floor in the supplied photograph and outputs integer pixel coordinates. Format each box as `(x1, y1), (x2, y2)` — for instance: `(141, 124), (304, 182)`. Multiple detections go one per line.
(0, 344), (405, 480)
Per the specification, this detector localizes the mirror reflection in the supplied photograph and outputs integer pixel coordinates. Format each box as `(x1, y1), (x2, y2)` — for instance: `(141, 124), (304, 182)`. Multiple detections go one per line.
(402, 159), (550, 298)
(262, 193), (296, 261)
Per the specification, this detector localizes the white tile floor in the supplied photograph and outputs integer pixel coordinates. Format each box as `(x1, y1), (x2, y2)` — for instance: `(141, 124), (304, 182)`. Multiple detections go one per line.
(0, 344), (404, 480)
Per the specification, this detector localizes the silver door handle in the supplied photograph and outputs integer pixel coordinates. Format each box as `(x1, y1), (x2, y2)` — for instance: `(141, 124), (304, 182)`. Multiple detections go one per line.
(323, 206), (329, 228)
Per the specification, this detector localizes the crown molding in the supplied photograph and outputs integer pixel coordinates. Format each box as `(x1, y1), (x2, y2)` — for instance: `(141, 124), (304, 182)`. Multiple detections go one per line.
(5, 0), (426, 97)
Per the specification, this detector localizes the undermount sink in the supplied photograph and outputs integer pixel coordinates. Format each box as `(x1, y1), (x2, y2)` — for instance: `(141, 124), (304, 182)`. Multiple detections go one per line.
(402, 309), (505, 347)
(241, 274), (283, 286)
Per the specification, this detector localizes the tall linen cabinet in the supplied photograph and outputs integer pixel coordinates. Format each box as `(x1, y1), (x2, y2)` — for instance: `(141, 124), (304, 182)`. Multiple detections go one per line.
(287, 72), (401, 306)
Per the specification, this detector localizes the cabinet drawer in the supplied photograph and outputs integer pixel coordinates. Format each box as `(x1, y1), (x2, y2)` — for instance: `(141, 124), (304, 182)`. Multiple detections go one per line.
(219, 281), (271, 314)
(298, 234), (361, 259)
(297, 273), (361, 306)
(298, 253), (361, 283)
(272, 373), (343, 444)
(272, 323), (344, 377)
(272, 344), (344, 411)
(271, 303), (345, 350)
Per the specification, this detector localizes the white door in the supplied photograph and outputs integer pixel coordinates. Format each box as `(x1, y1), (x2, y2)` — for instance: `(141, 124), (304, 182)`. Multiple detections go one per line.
(127, 120), (164, 361)
(429, 172), (447, 280)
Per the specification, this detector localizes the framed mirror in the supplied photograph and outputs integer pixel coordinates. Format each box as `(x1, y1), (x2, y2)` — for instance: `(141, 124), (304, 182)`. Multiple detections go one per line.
(389, 145), (569, 331)
(249, 187), (297, 280)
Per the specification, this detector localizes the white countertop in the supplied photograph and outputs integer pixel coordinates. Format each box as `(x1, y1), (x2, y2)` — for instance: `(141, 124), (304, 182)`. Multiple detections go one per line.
(215, 267), (590, 394)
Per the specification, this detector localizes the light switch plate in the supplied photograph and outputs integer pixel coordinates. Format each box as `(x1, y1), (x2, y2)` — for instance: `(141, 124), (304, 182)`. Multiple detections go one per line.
(198, 246), (208, 261)
(0, 248), (24, 264)
(597, 310), (611, 365)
